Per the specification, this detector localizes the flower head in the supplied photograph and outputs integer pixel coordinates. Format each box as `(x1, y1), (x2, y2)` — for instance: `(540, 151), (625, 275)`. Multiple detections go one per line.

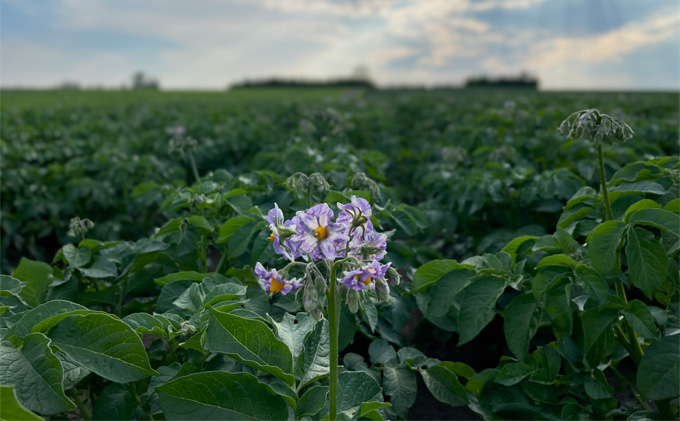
(254, 262), (301, 295)
(342, 260), (390, 291)
(292, 204), (348, 261)
(266, 203), (299, 261)
(336, 195), (374, 240)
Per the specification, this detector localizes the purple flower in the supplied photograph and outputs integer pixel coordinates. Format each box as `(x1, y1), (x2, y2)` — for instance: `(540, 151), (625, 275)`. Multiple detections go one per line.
(336, 196), (374, 240)
(341, 260), (391, 291)
(254, 262), (301, 295)
(292, 204), (348, 261)
(359, 231), (387, 260)
(266, 203), (300, 261)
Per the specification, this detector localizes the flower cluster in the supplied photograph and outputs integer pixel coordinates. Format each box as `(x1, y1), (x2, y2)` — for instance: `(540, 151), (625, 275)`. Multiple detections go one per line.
(253, 196), (397, 316)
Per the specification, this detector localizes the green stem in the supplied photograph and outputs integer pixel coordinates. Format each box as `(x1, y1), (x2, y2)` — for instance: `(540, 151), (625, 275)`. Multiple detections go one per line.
(215, 249), (228, 275)
(188, 152), (200, 184)
(616, 279), (644, 366)
(327, 263), (339, 421)
(656, 398), (674, 420)
(609, 364), (653, 411)
(597, 145), (614, 221)
(116, 277), (127, 317)
(70, 389), (91, 420)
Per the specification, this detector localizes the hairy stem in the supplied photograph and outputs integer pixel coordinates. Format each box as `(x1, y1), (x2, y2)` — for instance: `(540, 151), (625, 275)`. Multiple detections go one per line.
(327, 263), (339, 421)
(70, 388), (91, 420)
(597, 145), (614, 221)
(188, 152), (200, 184)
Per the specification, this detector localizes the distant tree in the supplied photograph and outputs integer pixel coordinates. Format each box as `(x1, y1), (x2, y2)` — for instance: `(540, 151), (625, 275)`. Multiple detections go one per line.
(58, 81), (81, 90)
(131, 71), (160, 90)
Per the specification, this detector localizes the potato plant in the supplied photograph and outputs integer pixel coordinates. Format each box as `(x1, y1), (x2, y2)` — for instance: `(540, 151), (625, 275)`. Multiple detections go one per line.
(1, 91), (678, 420)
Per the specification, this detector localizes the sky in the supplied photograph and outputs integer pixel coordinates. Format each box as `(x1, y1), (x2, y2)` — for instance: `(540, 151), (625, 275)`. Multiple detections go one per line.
(1, 0), (679, 90)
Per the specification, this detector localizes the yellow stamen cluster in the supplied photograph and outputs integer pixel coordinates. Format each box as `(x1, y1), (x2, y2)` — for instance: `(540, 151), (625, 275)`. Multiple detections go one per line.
(270, 278), (284, 293)
(362, 276), (372, 286)
(268, 232), (276, 242)
(314, 226), (328, 240)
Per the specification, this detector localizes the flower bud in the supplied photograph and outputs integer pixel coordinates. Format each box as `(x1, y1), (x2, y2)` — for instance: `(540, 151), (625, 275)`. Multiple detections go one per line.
(375, 278), (390, 302)
(386, 266), (401, 286)
(346, 289), (360, 314)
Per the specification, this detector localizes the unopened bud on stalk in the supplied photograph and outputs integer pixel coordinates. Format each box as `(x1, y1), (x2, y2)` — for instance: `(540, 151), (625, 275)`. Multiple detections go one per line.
(375, 278), (390, 302)
(346, 289), (360, 313)
(302, 282), (323, 321)
(67, 216), (95, 238)
(386, 266), (401, 286)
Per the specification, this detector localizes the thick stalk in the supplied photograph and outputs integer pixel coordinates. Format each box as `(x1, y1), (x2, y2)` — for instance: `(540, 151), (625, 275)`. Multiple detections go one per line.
(327, 263), (339, 421)
(188, 152), (200, 184)
(70, 389), (91, 420)
(597, 145), (614, 221)
(615, 279), (644, 366)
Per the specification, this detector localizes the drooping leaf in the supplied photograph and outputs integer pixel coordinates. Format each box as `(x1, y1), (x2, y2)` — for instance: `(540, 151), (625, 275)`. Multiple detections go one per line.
(622, 300), (658, 339)
(544, 278), (573, 337)
(495, 363), (533, 386)
(216, 216), (256, 244)
(0, 276), (25, 295)
(383, 366), (417, 417)
(205, 308), (294, 385)
(0, 333), (75, 415)
(627, 208), (680, 237)
(336, 371), (384, 413)
(157, 371), (289, 420)
(296, 385), (328, 418)
(458, 276), (505, 345)
(296, 319), (330, 388)
(637, 334), (680, 400)
(57, 351), (91, 390)
(426, 269), (474, 318)
(625, 227), (668, 299)
(503, 293), (540, 362)
(47, 313), (158, 383)
(421, 362), (469, 406)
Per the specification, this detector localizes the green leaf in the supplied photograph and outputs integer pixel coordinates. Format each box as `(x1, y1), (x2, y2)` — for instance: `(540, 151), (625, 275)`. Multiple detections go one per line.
(296, 385), (328, 418)
(503, 293), (540, 362)
(586, 221), (626, 274)
(458, 276), (505, 345)
(664, 198), (680, 213)
(0, 386), (42, 420)
(495, 363), (533, 386)
(62, 244), (92, 268)
(368, 339), (397, 365)
(544, 278), (573, 337)
(637, 334), (679, 400)
(47, 313), (158, 383)
(362, 298), (378, 333)
(188, 215), (214, 232)
(421, 362), (469, 406)
(622, 300), (658, 339)
(154, 271), (205, 286)
(296, 319), (330, 388)
(336, 371), (384, 413)
(383, 366), (417, 417)
(411, 260), (470, 293)
(57, 351), (90, 390)
(13, 258), (53, 308)
(157, 371), (289, 420)
(92, 383), (137, 420)
(217, 216), (255, 244)
(0, 333), (75, 414)
(0, 276), (26, 295)
(626, 227), (669, 299)
(426, 269), (474, 318)
(202, 283), (247, 309)
(627, 208), (680, 237)
(228, 222), (262, 259)
(584, 370), (614, 400)
(503, 236), (538, 265)
(206, 308), (294, 385)
(79, 255), (118, 279)
(623, 199), (662, 220)
(579, 307), (619, 366)
(267, 312), (316, 359)
(537, 254), (579, 269)
(123, 312), (178, 339)
(4, 300), (91, 339)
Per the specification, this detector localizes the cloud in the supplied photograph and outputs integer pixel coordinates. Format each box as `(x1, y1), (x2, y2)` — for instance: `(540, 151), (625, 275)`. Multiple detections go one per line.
(0, 0), (677, 89)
